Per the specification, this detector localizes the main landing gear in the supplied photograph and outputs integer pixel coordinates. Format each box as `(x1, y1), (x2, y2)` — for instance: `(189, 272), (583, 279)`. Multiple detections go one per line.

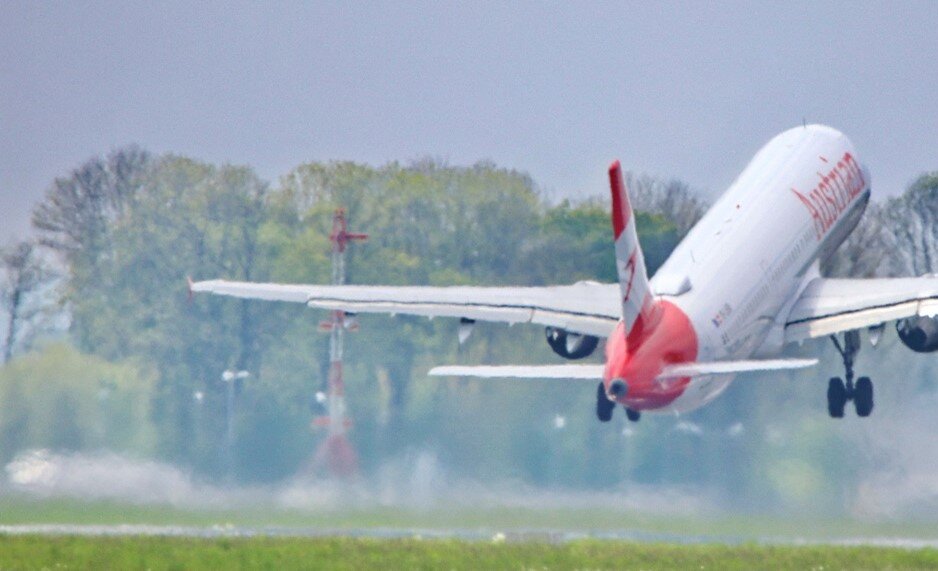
(596, 382), (615, 422)
(595, 382), (642, 423)
(827, 330), (873, 418)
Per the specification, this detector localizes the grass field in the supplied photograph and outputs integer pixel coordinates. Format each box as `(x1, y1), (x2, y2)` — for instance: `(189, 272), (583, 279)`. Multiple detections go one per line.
(0, 535), (937, 571)
(3, 494), (938, 545)
(4, 495), (938, 569)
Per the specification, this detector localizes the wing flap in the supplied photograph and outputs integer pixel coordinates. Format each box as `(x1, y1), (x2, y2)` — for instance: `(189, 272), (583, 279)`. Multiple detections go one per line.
(784, 276), (938, 342)
(190, 280), (316, 303)
(306, 298), (534, 324)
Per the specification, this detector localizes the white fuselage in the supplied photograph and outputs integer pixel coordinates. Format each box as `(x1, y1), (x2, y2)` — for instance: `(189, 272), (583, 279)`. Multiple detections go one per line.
(649, 125), (871, 413)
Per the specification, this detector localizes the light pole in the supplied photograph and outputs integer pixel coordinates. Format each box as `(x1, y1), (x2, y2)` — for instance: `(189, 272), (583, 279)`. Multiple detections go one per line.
(192, 390), (205, 451)
(221, 369), (250, 483)
(310, 209), (366, 478)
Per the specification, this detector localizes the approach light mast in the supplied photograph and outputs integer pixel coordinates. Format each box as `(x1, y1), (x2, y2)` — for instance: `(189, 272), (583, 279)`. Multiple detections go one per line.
(312, 208), (367, 477)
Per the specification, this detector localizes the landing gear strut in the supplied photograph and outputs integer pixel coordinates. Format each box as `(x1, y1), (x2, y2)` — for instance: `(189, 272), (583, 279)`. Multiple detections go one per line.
(827, 330), (873, 418)
(596, 382), (615, 422)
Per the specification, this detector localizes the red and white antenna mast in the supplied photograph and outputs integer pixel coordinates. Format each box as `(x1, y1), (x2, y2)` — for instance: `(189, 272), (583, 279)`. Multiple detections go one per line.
(311, 208), (368, 478)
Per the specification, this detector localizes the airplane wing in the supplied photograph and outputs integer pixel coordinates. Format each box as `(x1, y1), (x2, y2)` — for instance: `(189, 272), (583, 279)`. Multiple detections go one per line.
(190, 279), (622, 337)
(784, 276), (938, 342)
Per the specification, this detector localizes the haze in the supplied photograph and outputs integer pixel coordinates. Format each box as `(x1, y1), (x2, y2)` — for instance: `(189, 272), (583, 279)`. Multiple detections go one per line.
(2, 1), (937, 239)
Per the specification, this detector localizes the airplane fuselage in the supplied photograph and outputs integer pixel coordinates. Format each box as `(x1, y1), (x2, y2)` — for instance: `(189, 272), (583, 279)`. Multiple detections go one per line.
(604, 125), (872, 413)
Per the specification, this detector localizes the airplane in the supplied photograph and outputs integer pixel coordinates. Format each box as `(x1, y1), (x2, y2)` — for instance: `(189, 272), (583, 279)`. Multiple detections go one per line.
(191, 125), (938, 422)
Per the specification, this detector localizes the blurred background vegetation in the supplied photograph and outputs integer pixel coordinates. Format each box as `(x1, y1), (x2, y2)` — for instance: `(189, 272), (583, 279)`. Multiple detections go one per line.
(0, 147), (936, 517)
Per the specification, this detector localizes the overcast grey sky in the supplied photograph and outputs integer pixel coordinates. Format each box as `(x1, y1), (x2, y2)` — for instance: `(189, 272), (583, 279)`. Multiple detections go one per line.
(2, 1), (937, 240)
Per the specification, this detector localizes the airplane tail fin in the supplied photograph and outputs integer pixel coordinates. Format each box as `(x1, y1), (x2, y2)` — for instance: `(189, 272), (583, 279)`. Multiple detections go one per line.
(609, 161), (659, 340)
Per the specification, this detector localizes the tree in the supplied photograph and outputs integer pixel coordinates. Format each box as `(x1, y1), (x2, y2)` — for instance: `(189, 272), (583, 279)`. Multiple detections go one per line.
(822, 201), (897, 278)
(624, 172), (707, 237)
(30, 146), (152, 354)
(826, 173), (938, 278)
(94, 157), (278, 471)
(0, 240), (53, 363)
(273, 159), (544, 459)
(882, 172), (938, 276)
(524, 199), (679, 285)
(0, 344), (154, 462)
(32, 151), (283, 475)
(32, 146), (151, 261)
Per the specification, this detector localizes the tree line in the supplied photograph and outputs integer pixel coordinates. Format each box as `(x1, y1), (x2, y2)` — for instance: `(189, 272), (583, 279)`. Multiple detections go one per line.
(0, 147), (935, 511)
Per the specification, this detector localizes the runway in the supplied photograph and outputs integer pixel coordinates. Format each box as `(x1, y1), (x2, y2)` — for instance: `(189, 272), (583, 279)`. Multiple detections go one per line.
(2, 524), (938, 549)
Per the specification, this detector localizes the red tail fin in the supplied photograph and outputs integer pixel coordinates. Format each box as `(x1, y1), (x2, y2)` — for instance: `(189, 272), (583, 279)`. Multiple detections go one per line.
(609, 161), (659, 340)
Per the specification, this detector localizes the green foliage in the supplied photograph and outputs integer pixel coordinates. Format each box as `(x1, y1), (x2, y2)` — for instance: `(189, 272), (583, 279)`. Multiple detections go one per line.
(526, 200), (616, 284)
(16, 152), (814, 495)
(30, 156), (565, 481)
(26, 148), (936, 518)
(267, 160), (550, 470)
(38, 155), (299, 473)
(527, 199), (678, 283)
(0, 344), (155, 460)
(906, 171), (938, 198)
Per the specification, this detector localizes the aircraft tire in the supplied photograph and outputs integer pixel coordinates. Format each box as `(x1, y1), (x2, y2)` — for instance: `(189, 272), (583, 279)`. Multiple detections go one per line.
(596, 382), (614, 422)
(855, 376), (874, 417)
(827, 377), (846, 418)
(625, 408), (641, 422)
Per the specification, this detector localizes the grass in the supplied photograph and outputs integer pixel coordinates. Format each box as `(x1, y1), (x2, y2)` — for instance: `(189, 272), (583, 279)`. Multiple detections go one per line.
(0, 536), (937, 570)
(3, 495), (938, 543)
(3, 497), (938, 569)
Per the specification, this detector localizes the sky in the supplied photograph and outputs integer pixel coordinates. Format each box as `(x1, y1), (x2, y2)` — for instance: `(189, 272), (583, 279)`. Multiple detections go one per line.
(2, 1), (937, 240)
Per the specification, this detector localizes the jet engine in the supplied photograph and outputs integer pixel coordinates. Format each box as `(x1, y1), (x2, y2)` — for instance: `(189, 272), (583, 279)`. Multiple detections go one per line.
(896, 316), (938, 353)
(545, 327), (599, 360)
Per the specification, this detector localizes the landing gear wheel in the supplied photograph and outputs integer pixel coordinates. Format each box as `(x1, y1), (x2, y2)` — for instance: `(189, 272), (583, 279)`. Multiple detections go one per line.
(625, 408), (641, 422)
(827, 377), (846, 418)
(596, 382), (614, 422)
(829, 331), (874, 418)
(854, 376), (874, 417)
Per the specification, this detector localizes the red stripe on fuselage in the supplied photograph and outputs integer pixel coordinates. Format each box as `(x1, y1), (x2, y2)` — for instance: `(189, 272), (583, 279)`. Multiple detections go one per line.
(609, 160), (631, 240)
(604, 299), (698, 410)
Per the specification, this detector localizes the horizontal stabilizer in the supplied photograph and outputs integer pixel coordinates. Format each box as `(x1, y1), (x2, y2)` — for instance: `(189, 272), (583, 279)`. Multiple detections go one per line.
(430, 359), (817, 381)
(428, 365), (605, 380)
(658, 358), (818, 379)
